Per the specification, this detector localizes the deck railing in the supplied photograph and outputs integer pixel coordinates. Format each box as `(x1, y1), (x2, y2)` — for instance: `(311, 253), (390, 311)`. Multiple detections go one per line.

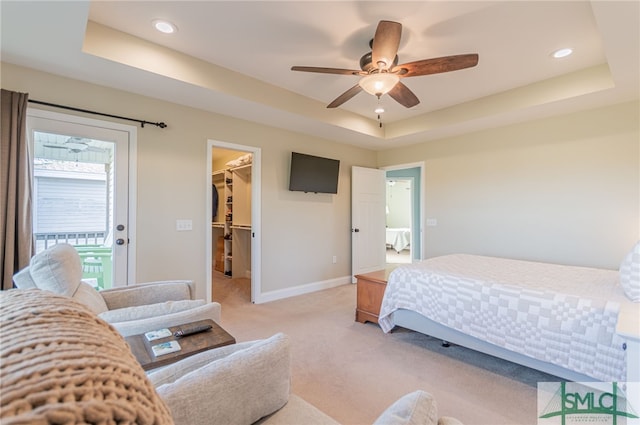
(35, 231), (107, 253)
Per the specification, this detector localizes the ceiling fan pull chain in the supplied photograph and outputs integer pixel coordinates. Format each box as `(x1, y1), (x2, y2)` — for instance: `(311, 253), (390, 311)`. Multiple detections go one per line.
(375, 95), (385, 127)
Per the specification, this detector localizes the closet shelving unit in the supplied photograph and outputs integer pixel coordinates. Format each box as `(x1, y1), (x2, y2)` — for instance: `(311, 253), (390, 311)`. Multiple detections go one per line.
(211, 170), (228, 274)
(212, 163), (251, 278)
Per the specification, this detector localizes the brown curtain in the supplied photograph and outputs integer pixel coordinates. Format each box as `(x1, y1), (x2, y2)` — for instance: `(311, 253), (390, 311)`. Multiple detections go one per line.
(1, 89), (33, 290)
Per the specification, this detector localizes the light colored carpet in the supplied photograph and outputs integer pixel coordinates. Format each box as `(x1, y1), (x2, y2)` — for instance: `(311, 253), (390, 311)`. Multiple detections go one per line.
(213, 272), (557, 424)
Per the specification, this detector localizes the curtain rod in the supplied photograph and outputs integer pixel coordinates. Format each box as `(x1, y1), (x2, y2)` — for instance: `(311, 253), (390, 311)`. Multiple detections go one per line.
(28, 99), (167, 129)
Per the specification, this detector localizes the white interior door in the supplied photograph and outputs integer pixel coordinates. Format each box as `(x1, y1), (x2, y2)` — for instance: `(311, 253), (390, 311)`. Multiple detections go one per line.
(27, 109), (135, 288)
(351, 166), (386, 281)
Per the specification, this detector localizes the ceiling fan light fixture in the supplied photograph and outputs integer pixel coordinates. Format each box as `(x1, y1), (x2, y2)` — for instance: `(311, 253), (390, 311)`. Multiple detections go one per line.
(358, 73), (399, 96)
(374, 105), (385, 114)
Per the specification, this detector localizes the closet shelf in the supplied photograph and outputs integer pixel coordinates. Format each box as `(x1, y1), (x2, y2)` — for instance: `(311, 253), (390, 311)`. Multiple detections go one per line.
(231, 164), (252, 173)
(213, 160), (251, 278)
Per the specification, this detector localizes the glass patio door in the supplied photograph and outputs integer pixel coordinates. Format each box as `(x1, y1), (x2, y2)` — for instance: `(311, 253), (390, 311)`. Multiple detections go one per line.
(27, 109), (133, 289)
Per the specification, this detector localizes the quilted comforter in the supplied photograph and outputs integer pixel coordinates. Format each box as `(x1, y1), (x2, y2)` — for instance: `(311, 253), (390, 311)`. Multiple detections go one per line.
(379, 254), (628, 382)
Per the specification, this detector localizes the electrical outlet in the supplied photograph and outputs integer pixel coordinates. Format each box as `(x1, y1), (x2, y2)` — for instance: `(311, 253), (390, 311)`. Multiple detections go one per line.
(426, 218), (438, 227)
(176, 219), (193, 231)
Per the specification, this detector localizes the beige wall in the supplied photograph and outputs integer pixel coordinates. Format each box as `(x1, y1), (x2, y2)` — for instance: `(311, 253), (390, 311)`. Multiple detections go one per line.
(2, 62), (377, 299)
(378, 101), (640, 269)
(3, 61), (638, 300)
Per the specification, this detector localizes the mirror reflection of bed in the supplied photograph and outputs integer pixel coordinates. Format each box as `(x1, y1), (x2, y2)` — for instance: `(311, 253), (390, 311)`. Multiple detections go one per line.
(386, 179), (412, 264)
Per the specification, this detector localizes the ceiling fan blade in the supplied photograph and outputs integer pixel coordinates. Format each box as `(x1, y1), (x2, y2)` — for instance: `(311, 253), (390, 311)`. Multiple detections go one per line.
(43, 144), (68, 149)
(387, 82), (420, 108)
(327, 84), (363, 108)
(291, 66), (362, 76)
(394, 54), (479, 77)
(371, 20), (402, 70)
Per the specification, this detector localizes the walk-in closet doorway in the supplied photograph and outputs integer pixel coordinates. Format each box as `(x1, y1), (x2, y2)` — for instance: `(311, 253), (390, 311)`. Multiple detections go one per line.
(206, 140), (261, 304)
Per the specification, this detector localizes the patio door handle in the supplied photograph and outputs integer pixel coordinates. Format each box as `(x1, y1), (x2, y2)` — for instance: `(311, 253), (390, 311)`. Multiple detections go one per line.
(116, 238), (126, 245)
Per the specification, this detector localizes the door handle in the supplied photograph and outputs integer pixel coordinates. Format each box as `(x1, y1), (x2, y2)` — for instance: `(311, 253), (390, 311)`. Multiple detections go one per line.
(352, 228), (360, 233)
(115, 238), (126, 245)
(116, 224), (125, 231)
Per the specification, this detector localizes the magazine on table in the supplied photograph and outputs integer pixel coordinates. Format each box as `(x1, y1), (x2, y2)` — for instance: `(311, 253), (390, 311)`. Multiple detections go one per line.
(151, 340), (181, 356)
(144, 328), (172, 341)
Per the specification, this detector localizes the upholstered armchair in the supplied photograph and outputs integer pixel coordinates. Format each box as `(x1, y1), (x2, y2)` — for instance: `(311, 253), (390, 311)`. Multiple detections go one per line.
(1, 289), (464, 425)
(12, 243), (220, 337)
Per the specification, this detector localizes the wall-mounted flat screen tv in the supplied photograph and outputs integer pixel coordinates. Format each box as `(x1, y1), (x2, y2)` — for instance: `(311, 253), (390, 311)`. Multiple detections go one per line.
(288, 152), (340, 194)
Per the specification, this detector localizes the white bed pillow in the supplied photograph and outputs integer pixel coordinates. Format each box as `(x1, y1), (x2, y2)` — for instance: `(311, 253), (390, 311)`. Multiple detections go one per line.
(619, 241), (640, 302)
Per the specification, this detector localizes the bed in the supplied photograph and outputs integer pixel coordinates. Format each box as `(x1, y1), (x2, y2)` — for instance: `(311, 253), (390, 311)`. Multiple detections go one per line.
(386, 228), (411, 253)
(378, 253), (640, 383)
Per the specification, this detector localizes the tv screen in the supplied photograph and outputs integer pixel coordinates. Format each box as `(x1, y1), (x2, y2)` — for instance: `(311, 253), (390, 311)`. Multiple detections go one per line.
(288, 152), (340, 194)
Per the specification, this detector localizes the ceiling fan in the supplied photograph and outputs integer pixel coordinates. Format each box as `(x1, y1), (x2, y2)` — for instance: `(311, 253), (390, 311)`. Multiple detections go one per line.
(291, 20), (479, 109)
(43, 137), (107, 154)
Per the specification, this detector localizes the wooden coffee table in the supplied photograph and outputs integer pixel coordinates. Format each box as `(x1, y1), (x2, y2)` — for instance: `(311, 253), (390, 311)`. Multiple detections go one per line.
(125, 319), (235, 371)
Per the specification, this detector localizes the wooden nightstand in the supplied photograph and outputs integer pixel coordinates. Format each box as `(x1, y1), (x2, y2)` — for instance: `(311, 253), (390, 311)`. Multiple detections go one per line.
(355, 269), (391, 324)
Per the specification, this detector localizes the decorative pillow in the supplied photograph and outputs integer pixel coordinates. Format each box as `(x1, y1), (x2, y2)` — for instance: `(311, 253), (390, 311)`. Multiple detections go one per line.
(28, 243), (82, 297)
(98, 299), (206, 323)
(72, 281), (109, 314)
(12, 266), (37, 289)
(0, 289), (173, 424)
(373, 390), (439, 425)
(619, 241), (640, 302)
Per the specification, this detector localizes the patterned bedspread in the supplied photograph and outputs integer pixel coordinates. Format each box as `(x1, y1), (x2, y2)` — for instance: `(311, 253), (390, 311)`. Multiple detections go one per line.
(379, 254), (628, 382)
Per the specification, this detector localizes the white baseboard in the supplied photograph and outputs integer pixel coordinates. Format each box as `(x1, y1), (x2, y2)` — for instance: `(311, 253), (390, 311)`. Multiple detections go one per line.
(254, 275), (352, 304)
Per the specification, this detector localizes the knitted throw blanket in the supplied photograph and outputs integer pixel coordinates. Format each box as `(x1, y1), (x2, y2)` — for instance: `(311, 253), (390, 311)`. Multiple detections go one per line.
(0, 289), (174, 424)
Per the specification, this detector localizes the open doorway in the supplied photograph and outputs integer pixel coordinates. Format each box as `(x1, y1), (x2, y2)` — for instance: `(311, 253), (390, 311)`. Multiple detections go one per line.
(385, 178), (412, 264)
(206, 140), (261, 306)
(384, 164), (423, 265)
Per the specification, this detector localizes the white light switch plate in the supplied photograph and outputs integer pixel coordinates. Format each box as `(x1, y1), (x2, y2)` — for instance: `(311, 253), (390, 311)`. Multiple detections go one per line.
(176, 219), (193, 231)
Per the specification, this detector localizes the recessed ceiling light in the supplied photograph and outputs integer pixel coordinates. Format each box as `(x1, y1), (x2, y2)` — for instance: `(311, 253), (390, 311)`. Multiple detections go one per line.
(552, 48), (573, 59)
(153, 19), (177, 34)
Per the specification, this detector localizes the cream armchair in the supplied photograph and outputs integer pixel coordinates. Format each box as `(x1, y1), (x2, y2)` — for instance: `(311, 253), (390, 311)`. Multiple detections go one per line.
(12, 243), (221, 337)
(148, 333), (464, 425)
(1, 289), (464, 425)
